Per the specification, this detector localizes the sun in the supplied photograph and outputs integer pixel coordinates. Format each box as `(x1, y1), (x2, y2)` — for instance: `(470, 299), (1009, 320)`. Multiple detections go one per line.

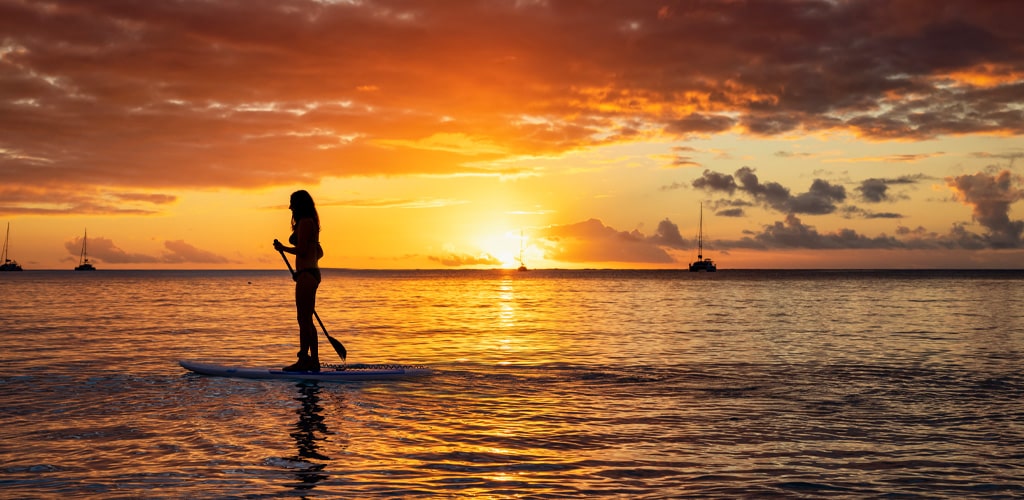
(475, 230), (530, 269)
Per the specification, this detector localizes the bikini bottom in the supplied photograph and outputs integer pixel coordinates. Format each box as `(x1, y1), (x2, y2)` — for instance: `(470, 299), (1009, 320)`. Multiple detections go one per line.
(294, 268), (322, 283)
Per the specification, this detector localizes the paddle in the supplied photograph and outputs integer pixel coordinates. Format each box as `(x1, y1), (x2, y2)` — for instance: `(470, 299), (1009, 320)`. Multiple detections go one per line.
(275, 240), (347, 365)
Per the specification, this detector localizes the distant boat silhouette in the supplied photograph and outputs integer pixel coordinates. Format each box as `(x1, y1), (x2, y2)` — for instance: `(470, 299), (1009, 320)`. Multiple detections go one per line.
(689, 203), (716, 272)
(1, 222), (23, 272)
(517, 230), (528, 272)
(74, 229), (96, 271)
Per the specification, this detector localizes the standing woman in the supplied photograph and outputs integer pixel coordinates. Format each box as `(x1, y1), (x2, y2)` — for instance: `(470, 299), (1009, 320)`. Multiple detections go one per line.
(274, 190), (325, 372)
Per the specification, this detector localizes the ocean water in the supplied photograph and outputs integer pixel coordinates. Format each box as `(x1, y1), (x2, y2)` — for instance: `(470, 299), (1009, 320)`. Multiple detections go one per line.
(1, 269), (1022, 498)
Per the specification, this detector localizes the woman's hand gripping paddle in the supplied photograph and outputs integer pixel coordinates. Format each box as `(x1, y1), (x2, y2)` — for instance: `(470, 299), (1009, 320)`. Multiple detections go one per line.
(276, 240), (347, 366)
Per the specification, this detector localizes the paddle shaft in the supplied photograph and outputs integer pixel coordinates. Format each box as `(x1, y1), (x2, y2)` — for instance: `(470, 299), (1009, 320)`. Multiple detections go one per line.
(276, 241), (346, 362)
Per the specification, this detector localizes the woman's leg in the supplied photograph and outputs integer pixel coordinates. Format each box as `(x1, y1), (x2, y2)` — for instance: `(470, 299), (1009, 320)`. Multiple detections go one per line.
(295, 272), (320, 367)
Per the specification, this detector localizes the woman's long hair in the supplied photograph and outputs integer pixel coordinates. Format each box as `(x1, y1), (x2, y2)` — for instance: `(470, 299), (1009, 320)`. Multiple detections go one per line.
(290, 190), (321, 232)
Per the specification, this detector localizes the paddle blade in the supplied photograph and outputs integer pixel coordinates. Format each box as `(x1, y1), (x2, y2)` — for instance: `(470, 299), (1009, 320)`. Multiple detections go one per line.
(326, 333), (347, 362)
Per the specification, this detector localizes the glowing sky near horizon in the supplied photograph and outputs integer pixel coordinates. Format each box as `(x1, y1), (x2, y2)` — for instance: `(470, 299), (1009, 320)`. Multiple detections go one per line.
(1, 0), (1023, 269)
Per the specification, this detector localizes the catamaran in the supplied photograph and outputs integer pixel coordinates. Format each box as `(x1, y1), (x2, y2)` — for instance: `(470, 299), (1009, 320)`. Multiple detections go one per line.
(1, 222), (23, 272)
(75, 229), (96, 271)
(688, 204), (717, 272)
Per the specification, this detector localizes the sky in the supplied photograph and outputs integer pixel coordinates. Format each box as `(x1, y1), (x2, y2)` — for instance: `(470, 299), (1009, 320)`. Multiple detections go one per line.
(2, 0), (1023, 270)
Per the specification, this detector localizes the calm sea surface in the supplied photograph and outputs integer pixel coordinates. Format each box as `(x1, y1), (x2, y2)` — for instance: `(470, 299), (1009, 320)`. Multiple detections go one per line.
(1, 269), (1022, 498)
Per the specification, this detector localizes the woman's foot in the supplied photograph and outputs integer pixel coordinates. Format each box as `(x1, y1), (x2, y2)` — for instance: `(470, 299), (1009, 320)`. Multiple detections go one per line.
(284, 353), (313, 372)
(305, 356), (321, 373)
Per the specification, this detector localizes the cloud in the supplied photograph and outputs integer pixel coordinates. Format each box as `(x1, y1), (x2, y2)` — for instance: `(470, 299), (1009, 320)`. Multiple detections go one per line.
(0, 187), (176, 216)
(665, 113), (736, 135)
(733, 214), (903, 250)
(63, 236), (232, 264)
(841, 206), (905, 219)
(790, 179), (847, 215)
(945, 170), (1024, 248)
(63, 236), (159, 264)
(971, 151), (1024, 164)
(538, 219), (681, 264)
(532, 199), (1021, 261)
(716, 208), (746, 217)
(329, 198), (468, 209)
(857, 175), (927, 202)
(427, 252), (502, 267)
(775, 151), (817, 159)
(828, 153), (945, 164)
(726, 207), (1021, 252)
(649, 218), (686, 248)
(2, 0), (1023, 211)
(692, 169), (738, 195)
(694, 167), (845, 215)
(688, 167), (1024, 250)
(161, 240), (232, 264)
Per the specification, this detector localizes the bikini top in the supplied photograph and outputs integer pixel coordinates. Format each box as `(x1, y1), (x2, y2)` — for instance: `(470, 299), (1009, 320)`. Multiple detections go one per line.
(288, 231), (318, 245)
(289, 220), (322, 259)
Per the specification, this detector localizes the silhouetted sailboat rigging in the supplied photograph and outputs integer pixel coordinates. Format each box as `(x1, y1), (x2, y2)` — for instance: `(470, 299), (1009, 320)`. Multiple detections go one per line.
(1, 222), (23, 272)
(75, 229), (96, 271)
(517, 231), (528, 272)
(688, 204), (716, 272)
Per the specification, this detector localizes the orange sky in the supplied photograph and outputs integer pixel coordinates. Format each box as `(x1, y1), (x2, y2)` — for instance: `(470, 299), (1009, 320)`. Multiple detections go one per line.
(1, 0), (1023, 269)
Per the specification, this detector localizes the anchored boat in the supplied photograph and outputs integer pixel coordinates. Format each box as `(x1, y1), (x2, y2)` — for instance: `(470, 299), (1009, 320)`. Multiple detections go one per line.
(75, 229), (96, 271)
(688, 204), (717, 272)
(1, 222), (23, 272)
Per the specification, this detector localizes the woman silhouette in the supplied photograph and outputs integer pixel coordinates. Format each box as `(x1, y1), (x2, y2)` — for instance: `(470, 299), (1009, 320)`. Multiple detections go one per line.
(274, 190), (325, 372)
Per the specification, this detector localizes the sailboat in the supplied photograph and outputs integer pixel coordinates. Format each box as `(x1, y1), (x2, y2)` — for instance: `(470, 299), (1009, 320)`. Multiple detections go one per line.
(517, 230), (528, 272)
(75, 229), (96, 271)
(688, 203), (717, 272)
(1, 222), (24, 271)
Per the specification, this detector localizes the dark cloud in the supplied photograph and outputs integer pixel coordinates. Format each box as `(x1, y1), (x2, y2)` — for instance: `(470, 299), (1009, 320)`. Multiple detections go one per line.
(859, 178), (893, 203)
(665, 113), (736, 135)
(709, 198), (754, 217)
(695, 167), (844, 215)
(741, 114), (802, 136)
(946, 170), (1024, 248)
(857, 175), (926, 203)
(692, 170), (738, 195)
(790, 179), (846, 215)
(734, 167), (794, 211)
(734, 214), (903, 250)
(865, 212), (904, 220)
(716, 208), (746, 217)
(724, 205), (1021, 252)
(841, 206), (905, 219)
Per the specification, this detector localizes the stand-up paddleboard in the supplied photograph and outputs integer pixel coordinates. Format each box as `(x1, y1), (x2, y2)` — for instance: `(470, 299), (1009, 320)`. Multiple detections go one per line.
(180, 359), (432, 382)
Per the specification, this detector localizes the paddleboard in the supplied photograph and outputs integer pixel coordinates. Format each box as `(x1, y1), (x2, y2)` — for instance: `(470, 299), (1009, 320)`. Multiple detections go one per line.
(180, 359), (432, 382)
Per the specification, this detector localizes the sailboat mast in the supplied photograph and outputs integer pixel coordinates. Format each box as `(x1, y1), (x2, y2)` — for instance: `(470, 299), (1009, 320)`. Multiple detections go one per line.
(2, 222), (9, 263)
(697, 203), (703, 261)
(80, 229), (88, 264)
(519, 231), (524, 265)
